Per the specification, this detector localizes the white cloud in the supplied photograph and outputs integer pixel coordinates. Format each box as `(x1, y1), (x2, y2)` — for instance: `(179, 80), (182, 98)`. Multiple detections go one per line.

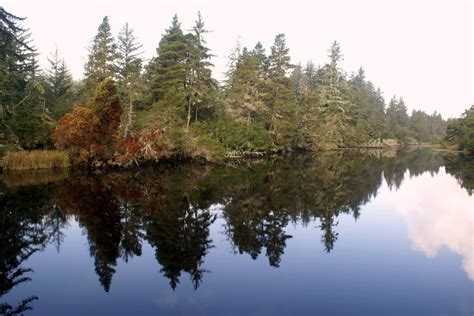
(385, 168), (474, 281)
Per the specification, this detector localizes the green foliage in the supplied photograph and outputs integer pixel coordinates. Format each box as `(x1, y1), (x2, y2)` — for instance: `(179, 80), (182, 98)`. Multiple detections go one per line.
(6, 79), (55, 149)
(116, 22), (144, 137)
(84, 16), (117, 91)
(265, 34), (297, 149)
(43, 48), (74, 119)
(192, 120), (272, 152)
(445, 105), (474, 154)
(0, 6), (36, 109)
(0, 9), (457, 161)
(225, 46), (267, 126)
(145, 14), (216, 133)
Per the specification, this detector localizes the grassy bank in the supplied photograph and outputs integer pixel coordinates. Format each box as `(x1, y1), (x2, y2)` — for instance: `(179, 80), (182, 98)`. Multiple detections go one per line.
(3, 150), (70, 171)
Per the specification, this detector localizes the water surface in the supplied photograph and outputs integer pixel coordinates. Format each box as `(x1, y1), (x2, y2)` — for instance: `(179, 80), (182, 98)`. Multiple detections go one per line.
(1, 149), (473, 316)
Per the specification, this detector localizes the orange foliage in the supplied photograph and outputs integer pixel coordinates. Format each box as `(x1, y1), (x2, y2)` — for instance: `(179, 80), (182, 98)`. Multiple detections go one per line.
(114, 128), (167, 166)
(52, 79), (122, 163)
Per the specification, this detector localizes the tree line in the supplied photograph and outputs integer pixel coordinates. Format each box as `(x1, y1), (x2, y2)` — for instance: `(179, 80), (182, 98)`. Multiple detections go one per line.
(1, 6), (469, 165)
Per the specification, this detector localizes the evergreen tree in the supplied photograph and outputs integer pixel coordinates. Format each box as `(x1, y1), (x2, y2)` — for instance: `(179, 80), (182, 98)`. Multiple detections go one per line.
(0, 6), (36, 111)
(317, 41), (353, 146)
(386, 96), (410, 140)
(44, 47), (74, 119)
(0, 7), (54, 148)
(116, 23), (143, 137)
(290, 62), (320, 149)
(84, 16), (117, 90)
(266, 33), (296, 149)
(146, 15), (190, 130)
(226, 48), (267, 126)
(349, 67), (385, 141)
(146, 14), (215, 133)
(445, 105), (474, 154)
(186, 11), (216, 124)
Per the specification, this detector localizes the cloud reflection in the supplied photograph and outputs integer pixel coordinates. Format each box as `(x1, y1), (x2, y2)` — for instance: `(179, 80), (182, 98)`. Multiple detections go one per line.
(387, 168), (474, 280)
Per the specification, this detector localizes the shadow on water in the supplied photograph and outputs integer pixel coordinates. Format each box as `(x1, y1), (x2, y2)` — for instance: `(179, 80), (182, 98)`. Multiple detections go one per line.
(0, 148), (472, 314)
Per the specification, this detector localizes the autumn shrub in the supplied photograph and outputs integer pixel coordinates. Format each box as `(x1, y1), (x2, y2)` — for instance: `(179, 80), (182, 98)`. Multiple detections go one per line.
(52, 79), (122, 164)
(3, 150), (70, 170)
(114, 128), (168, 166)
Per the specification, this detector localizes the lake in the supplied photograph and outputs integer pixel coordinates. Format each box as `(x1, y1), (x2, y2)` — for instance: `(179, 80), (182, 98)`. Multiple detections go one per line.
(1, 149), (473, 316)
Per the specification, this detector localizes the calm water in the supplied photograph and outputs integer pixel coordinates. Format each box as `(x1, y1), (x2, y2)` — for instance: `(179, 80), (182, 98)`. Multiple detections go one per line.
(1, 149), (473, 316)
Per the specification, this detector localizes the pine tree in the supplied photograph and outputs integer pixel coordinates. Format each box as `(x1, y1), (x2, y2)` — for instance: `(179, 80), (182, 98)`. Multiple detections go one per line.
(44, 47), (74, 119)
(146, 14), (215, 132)
(386, 96), (410, 140)
(186, 11), (216, 125)
(290, 62), (320, 149)
(146, 15), (190, 129)
(226, 48), (267, 126)
(0, 7), (55, 148)
(317, 41), (353, 146)
(266, 33), (296, 149)
(84, 16), (117, 90)
(0, 6), (36, 112)
(116, 23), (143, 137)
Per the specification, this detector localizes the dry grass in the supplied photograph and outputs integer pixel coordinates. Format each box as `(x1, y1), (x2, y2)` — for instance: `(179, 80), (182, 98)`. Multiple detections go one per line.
(3, 150), (70, 171)
(1, 168), (70, 187)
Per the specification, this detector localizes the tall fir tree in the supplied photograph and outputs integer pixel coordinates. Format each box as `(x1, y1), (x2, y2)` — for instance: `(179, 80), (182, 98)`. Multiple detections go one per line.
(317, 41), (354, 146)
(116, 23), (143, 137)
(146, 14), (190, 130)
(0, 6), (55, 148)
(266, 33), (296, 149)
(146, 14), (215, 133)
(0, 6), (36, 112)
(84, 16), (117, 91)
(186, 11), (216, 124)
(44, 47), (74, 119)
(226, 47), (267, 126)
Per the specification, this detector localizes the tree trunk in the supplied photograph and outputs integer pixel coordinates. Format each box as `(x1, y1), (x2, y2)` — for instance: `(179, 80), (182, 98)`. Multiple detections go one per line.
(186, 97), (192, 132)
(124, 94), (133, 138)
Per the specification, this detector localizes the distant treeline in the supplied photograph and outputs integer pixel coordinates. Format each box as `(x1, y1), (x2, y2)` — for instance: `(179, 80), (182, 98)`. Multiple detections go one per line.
(0, 7), (471, 164)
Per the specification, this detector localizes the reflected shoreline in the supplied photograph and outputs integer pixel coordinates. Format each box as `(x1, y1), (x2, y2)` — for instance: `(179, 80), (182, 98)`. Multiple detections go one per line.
(1, 149), (472, 314)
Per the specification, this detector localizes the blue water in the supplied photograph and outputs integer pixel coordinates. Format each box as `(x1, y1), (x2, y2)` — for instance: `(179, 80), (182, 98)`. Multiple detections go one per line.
(1, 150), (473, 315)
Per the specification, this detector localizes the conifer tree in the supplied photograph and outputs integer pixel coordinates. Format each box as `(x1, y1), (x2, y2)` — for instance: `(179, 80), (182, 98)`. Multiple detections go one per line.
(84, 16), (117, 90)
(317, 41), (353, 146)
(186, 11), (216, 124)
(44, 47), (74, 119)
(0, 6), (36, 111)
(226, 48), (267, 126)
(146, 14), (215, 132)
(146, 15), (190, 129)
(116, 23), (143, 137)
(266, 33), (296, 149)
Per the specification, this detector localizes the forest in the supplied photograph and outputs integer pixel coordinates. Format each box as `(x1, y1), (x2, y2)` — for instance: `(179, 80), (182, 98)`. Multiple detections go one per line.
(0, 6), (471, 169)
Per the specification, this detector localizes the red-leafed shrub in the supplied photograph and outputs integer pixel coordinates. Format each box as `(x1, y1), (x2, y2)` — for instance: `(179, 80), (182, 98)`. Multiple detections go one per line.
(114, 128), (167, 166)
(52, 79), (122, 164)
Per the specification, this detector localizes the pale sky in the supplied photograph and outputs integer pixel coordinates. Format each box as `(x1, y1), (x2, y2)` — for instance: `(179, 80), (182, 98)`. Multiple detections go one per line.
(3, 0), (473, 118)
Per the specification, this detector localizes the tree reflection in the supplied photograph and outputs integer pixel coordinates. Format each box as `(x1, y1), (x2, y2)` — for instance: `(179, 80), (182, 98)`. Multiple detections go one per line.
(0, 185), (53, 315)
(53, 179), (125, 292)
(443, 153), (474, 195)
(1, 147), (464, 300)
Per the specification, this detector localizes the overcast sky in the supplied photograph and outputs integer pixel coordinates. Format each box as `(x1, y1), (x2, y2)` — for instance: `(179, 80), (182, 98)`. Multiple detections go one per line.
(3, 0), (473, 118)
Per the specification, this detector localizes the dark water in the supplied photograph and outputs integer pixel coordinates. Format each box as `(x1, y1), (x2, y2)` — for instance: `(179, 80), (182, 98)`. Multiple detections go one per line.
(1, 149), (473, 316)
